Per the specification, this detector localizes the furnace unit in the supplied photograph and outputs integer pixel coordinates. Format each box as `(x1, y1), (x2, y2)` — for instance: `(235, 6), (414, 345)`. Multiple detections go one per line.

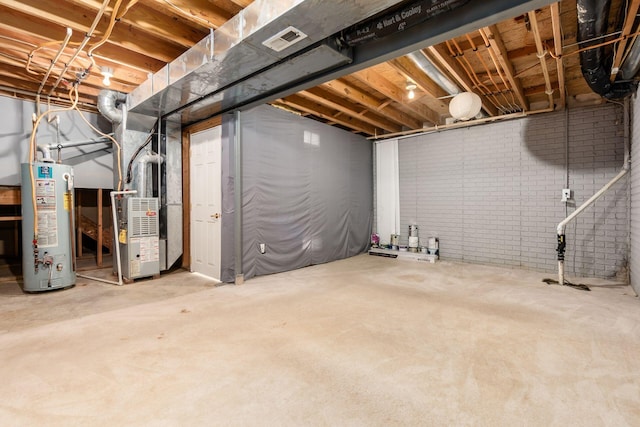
(119, 197), (160, 280)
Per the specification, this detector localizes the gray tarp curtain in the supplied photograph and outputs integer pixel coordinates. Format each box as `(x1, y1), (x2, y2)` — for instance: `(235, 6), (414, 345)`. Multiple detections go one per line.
(220, 105), (372, 282)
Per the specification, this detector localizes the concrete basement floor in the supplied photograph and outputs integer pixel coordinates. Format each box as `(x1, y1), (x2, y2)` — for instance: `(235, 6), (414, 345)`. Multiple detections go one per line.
(0, 254), (639, 426)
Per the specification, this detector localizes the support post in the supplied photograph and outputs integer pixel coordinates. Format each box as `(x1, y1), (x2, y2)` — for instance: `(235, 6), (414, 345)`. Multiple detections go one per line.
(234, 110), (244, 285)
(97, 188), (103, 267)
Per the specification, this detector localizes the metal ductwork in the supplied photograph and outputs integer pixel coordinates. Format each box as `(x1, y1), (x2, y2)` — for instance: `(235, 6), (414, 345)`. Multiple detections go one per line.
(128, 0), (407, 122)
(407, 51), (459, 95)
(137, 152), (163, 198)
(577, 0), (635, 99)
(98, 90), (126, 124)
(128, 0), (554, 123)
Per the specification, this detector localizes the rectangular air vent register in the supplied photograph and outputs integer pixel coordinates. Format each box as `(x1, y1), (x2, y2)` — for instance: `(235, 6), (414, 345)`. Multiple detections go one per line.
(262, 26), (308, 52)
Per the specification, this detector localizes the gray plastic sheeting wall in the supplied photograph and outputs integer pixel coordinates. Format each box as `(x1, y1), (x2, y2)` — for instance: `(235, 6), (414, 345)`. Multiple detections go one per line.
(220, 105), (373, 282)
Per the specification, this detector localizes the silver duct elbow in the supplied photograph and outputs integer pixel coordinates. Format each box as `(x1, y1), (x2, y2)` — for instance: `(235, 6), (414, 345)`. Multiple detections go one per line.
(97, 90), (126, 124)
(137, 152), (164, 198)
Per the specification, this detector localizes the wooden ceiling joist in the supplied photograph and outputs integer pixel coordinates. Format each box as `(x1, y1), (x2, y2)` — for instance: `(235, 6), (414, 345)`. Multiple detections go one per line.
(63, 0), (209, 47)
(279, 94), (379, 136)
(0, 1), (633, 136)
(0, 1), (185, 63)
(388, 56), (449, 100)
(610, 0), (640, 81)
(145, 0), (234, 29)
(299, 87), (402, 133)
(321, 79), (422, 129)
(352, 69), (441, 125)
(480, 25), (529, 111)
(550, 2), (565, 108)
(528, 10), (554, 109)
(425, 45), (499, 116)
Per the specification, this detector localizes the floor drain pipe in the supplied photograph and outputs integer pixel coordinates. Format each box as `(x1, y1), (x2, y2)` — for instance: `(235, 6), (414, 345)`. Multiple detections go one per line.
(556, 99), (630, 284)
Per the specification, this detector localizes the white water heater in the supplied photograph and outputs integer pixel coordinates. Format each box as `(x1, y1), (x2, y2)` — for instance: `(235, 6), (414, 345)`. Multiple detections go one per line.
(21, 162), (76, 292)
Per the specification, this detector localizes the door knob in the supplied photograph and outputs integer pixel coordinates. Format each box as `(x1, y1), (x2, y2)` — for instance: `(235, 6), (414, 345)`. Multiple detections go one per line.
(211, 213), (221, 219)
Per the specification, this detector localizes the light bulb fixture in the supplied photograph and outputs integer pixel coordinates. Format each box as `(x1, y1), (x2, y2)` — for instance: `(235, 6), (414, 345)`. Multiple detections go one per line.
(100, 66), (113, 87)
(406, 82), (417, 100)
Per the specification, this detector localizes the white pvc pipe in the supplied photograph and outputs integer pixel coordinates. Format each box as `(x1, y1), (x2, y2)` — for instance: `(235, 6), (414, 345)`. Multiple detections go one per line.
(36, 145), (53, 162)
(558, 260), (565, 286)
(76, 189), (137, 286)
(556, 99), (630, 285)
(557, 167), (629, 236)
(77, 273), (119, 286)
(37, 136), (112, 164)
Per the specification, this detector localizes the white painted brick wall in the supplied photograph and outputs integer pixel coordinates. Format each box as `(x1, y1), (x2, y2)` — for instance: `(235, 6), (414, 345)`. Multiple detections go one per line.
(395, 104), (628, 279)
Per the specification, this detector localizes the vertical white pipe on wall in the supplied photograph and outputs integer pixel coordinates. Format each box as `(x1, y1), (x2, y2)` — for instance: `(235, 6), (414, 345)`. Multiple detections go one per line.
(375, 139), (400, 245)
(556, 99), (630, 285)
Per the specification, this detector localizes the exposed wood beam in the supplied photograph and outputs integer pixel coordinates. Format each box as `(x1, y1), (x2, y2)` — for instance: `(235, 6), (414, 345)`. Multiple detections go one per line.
(144, 0), (233, 28)
(480, 25), (529, 111)
(299, 87), (402, 133)
(352, 69), (441, 125)
(280, 95), (379, 135)
(524, 83), (560, 96)
(0, 62), (131, 94)
(451, 35), (486, 52)
(528, 10), (554, 109)
(0, 75), (97, 105)
(610, 0), (640, 80)
(321, 79), (422, 129)
(64, 0), (208, 47)
(508, 39), (554, 60)
(0, 20), (165, 73)
(550, 2), (565, 108)
(228, 0), (253, 7)
(425, 45), (499, 116)
(387, 56), (449, 99)
(0, 1), (185, 63)
(376, 99), (393, 111)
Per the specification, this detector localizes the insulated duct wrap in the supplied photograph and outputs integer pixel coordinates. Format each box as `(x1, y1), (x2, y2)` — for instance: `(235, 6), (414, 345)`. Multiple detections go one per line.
(577, 0), (635, 99)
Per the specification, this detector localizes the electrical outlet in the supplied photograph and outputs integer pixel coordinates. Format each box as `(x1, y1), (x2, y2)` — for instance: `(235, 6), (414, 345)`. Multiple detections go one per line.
(561, 188), (571, 202)
(259, 243), (266, 254)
